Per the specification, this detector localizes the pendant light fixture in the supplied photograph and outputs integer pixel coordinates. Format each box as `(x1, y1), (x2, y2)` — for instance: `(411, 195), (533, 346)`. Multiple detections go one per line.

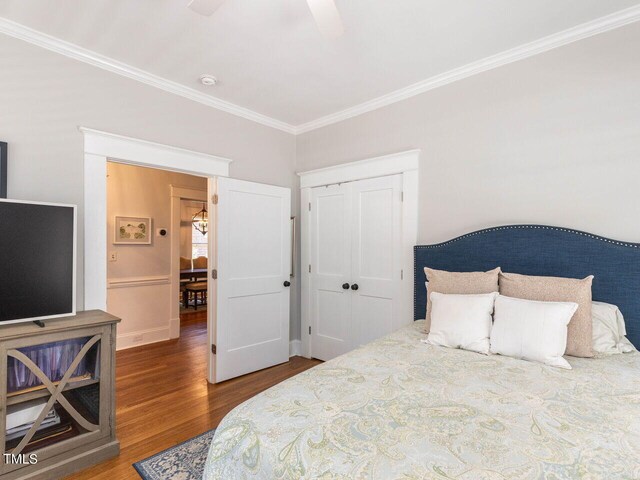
(192, 202), (208, 235)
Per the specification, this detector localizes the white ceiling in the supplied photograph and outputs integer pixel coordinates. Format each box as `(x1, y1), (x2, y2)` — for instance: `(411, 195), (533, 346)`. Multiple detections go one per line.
(1, 0), (639, 131)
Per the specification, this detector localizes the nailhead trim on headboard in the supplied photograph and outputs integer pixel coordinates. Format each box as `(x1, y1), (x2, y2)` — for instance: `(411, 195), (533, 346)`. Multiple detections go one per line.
(415, 225), (640, 250)
(413, 225), (640, 322)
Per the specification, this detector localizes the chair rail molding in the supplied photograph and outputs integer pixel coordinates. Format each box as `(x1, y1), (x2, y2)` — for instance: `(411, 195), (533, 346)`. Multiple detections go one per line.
(107, 275), (170, 289)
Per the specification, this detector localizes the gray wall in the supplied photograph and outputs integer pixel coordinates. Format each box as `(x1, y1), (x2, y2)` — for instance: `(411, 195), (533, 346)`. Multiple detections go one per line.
(297, 22), (640, 245)
(2, 22), (640, 344)
(0, 34), (301, 340)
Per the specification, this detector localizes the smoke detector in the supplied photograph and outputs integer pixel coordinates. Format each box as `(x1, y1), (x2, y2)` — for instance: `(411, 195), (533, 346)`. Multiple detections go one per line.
(199, 75), (218, 86)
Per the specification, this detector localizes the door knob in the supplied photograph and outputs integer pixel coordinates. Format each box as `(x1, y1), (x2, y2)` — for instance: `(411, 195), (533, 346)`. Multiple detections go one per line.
(351, 284), (359, 291)
(342, 283), (350, 290)
(283, 281), (291, 287)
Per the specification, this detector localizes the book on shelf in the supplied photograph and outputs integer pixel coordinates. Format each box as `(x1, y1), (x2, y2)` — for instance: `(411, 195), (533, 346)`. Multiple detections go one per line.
(7, 337), (100, 394)
(6, 399), (61, 441)
(5, 416), (75, 453)
(6, 373), (93, 398)
(6, 409), (60, 441)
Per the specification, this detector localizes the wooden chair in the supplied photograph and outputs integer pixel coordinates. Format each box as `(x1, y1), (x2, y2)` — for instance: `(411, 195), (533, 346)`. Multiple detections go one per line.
(184, 282), (208, 310)
(193, 256), (207, 269)
(180, 256), (192, 270)
(179, 256), (193, 307)
(192, 256), (208, 281)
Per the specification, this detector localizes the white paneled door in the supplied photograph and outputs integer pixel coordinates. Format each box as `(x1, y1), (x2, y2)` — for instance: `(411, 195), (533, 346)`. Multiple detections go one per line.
(310, 175), (403, 361)
(350, 175), (403, 348)
(310, 183), (352, 360)
(210, 177), (291, 383)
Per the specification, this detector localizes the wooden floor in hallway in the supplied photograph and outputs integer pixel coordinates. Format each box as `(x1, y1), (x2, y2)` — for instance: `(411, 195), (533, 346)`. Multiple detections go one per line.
(65, 311), (321, 480)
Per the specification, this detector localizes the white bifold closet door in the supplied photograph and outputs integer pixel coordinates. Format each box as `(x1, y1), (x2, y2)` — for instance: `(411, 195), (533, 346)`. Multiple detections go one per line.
(310, 174), (402, 361)
(210, 177), (291, 383)
(309, 183), (352, 361)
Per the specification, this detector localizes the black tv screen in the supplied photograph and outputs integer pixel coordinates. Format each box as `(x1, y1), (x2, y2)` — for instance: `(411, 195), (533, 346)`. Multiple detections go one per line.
(0, 199), (76, 324)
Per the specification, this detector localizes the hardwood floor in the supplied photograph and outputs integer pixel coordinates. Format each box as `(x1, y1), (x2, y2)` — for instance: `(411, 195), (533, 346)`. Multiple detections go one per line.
(65, 312), (321, 480)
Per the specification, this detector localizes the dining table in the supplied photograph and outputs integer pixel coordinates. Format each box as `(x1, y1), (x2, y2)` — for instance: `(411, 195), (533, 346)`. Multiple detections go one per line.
(180, 268), (208, 310)
(180, 268), (208, 281)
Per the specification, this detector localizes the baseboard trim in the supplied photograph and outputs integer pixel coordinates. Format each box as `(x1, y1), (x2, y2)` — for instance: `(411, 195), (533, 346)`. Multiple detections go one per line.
(289, 339), (302, 357)
(117, 326), (171, 350)
(169, 317), (180, 339)
(120, 331), (304, 355)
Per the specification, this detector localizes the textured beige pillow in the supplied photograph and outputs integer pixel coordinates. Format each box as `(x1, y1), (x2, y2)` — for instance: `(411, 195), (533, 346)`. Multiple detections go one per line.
(499, 272), (594, 358)
(424, 267), (500, 332)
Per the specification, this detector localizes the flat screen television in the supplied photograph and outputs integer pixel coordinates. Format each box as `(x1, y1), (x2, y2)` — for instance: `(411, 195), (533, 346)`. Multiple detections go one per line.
(0, 199), (77, 325)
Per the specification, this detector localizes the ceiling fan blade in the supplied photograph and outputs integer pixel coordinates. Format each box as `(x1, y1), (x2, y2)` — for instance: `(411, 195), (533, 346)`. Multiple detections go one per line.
(306, 0), (344, 38)
(188, 0), (226, 16)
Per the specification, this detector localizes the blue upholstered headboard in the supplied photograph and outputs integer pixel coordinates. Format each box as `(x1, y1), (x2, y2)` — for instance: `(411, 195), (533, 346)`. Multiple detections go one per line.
(414, 225), (640, 347)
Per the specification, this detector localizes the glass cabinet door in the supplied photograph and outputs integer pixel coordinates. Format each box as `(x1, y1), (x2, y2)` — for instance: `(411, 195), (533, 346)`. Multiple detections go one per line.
(4, 335), (102, 456)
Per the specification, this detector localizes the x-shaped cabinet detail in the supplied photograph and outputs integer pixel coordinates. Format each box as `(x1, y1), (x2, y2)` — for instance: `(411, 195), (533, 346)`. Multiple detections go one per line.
(5, 335), (101, 456)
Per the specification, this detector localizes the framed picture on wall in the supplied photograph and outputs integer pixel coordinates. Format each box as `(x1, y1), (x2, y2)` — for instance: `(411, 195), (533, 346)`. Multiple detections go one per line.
(114, 216), (152, 244)
(0, 141), (7, 198)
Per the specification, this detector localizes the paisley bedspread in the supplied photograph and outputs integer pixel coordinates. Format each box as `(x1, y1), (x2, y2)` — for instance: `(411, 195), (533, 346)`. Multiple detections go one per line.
(204, 321), (640, 479)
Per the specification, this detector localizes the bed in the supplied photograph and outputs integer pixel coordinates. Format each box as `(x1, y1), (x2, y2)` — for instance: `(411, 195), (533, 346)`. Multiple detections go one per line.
(204, 225), (640, 479)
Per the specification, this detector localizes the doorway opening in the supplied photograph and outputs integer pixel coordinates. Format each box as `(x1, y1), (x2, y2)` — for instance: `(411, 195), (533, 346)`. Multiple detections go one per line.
(105, 161), (208, 349)
(179, 199), (209, 317)
(82, 127), (292, 384)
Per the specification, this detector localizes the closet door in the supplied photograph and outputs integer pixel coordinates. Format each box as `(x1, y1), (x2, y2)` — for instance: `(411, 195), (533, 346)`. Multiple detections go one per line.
(310, 183), (352, 360)
(350, 175), (403, 348)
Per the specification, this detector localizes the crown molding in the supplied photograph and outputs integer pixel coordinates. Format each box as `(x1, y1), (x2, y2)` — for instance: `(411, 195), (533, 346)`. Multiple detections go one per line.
(2, 5), (640, 136)
(294, 4), (640, 134)
(0, 17), (297, 134)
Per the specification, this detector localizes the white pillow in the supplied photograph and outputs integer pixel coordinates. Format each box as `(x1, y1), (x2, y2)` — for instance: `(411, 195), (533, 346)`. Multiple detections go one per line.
(490, 295), (578, 369)
(592, 301), (636, 354)
(427, 292), (498, 355)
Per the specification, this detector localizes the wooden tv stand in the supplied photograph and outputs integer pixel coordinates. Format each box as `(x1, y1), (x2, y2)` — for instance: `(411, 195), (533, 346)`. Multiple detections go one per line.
(0, 310), (120, 480)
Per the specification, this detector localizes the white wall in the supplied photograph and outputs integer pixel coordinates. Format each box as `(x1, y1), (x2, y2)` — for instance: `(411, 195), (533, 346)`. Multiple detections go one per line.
(3, 22), (639, 345)
(296, 22), (640, 245)
(107, 163), (207, 279)
(0, 33), (301, 341)
(180, 201), (199, 259)
(106, 163), (206, 349)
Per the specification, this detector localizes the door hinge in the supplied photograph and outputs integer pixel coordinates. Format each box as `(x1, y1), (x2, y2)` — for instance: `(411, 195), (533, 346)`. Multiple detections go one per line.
(401, 191), (404, 202)
(212, 269), (218, 279)
(401, 269), (404, 280)
(309, 326), (311, 335)
(212, 194), (219, 205)
(308, 264), (311, 273)
(308, 202), (311, 211)
(211, 344), (217, 355)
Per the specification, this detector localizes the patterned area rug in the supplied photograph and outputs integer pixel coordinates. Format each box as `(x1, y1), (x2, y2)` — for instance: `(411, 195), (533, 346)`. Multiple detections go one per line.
(133, 429), (216, 480)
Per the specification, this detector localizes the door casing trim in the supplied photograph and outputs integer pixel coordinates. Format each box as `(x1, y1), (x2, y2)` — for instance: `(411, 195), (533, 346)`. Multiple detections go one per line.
(81, 127), (230, 382)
